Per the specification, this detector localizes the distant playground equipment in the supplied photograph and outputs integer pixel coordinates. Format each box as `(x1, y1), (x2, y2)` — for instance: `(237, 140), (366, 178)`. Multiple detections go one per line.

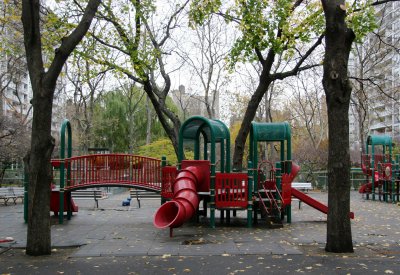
(24, 116), (354, 232)
(359, 135), (400, 202)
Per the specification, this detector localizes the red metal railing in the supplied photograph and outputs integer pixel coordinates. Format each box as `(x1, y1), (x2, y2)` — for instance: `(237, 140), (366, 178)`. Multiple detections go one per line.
(215, 173), (248, 208)
(63, 154), (162, 191)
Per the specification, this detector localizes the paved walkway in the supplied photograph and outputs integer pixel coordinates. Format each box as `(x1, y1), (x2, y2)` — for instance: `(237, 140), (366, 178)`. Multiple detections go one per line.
(1, 190), (399, 259)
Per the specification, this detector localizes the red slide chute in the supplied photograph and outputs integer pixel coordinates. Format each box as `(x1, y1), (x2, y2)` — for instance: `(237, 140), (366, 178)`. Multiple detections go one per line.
(153, 161), (209, 236)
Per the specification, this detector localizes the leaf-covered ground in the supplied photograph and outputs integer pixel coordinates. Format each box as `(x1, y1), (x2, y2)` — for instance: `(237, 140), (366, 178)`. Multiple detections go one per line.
(1, 190), (399, 274)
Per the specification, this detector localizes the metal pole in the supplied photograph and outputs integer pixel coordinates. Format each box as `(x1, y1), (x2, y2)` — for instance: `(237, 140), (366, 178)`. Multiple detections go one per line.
(247, 161), (253, 228)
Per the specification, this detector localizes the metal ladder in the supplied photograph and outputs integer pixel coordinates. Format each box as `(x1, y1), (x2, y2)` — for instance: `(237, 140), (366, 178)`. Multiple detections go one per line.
(257, 180), (284, 227)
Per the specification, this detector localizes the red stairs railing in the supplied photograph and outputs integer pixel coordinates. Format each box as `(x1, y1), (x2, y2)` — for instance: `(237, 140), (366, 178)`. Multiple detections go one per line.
(257, 180), (283, 217)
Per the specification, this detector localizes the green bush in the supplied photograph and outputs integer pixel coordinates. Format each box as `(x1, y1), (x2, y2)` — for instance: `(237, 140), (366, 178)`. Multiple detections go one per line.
(136, 138), (194, 166)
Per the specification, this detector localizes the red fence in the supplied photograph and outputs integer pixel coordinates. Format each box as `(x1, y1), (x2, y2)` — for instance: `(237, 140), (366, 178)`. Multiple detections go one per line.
(215, 173), (248, 208)
(62, 154), (162, 191)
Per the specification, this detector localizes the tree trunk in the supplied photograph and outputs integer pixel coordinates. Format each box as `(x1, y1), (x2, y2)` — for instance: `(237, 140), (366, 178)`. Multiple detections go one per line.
(146, 96), (152, 145)
(21, 0), (100, 256)
(26, 89), (55, 255)
(322, 0), (355, 253)
(143, 80), (180, 156)
(232, 71), (271, 170)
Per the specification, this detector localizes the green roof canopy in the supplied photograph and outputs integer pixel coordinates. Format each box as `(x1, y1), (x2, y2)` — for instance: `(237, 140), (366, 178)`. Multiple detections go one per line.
(366, 134), (392, 157)
(178, 116), (230, 172)
(367, 135), (392, 147)
(250, 121), (292, 172)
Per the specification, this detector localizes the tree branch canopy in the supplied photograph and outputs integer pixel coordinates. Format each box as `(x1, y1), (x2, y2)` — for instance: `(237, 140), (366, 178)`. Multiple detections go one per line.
(45, 0), (101, 90)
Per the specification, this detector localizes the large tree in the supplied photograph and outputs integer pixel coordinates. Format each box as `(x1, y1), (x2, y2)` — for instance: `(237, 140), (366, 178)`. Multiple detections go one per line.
(21, 0), (101, 256)
(321, 0), (381, 252)
(62, 0), (189, 156)
(190, 0), (325, 170)
(90, 85), (169, 152)
(191, 0), (382, 253)
(322, 0), (355, 253)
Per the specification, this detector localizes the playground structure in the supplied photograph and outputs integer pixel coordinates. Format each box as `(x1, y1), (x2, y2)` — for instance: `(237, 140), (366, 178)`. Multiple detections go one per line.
(359, 135), (400, 202)
(153, 117), (354, 235)
(24, 116), (354, 231)
(24, 120), (167, 224)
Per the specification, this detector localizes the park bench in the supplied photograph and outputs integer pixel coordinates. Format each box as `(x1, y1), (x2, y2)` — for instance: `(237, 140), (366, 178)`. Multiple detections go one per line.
(0, 187), (24, 205)
(71, 189), (108, 208)
(129, 188), (160, 208)
(292, 182), (313, 209)
(292, 182), (313, 192)
(11, 187), (24, 203)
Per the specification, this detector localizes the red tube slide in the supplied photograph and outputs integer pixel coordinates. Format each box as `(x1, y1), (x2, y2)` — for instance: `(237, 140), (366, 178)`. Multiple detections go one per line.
(154, 166), (204, 231)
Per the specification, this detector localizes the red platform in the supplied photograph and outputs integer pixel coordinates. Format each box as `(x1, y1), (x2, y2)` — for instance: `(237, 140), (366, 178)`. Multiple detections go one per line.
(50, 190), (78, 216)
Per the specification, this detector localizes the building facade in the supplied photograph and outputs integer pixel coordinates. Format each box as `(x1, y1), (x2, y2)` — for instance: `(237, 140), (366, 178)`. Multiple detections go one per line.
(170, 85), (220, 120)
(349, 2), (400, 151)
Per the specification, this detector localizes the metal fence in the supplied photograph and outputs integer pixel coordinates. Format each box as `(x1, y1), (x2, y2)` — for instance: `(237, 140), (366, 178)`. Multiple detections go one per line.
(0, 167), (24, 187)
(297, 168), (365, 191)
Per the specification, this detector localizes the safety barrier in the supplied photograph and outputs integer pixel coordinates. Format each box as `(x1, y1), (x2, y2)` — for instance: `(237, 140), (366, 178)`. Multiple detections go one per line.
(160, 166), (177, 199)
(62, 154), (162, 191)
(215, 173), (248, 209)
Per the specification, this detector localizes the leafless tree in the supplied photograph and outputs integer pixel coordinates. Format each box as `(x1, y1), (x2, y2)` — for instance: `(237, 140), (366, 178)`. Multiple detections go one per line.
(0, 0), (32, 176)
(66, 54), (108, 153)
(284, 68), (328, 179)
(176, 15), (230, 118)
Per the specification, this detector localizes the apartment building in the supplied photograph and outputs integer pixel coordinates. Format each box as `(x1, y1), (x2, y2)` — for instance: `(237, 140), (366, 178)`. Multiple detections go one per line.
(349, 2), (400, 150)
(0, 57), (32, 123)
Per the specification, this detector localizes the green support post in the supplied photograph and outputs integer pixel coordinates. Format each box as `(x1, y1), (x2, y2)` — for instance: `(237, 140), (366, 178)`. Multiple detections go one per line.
(194, 138), (200, 160)
(59, 120), (72, 224)
(396, 161), (399, 202)
(59, 160), (65, 224)
(161, 156), (166, 204)
(210, 142), (216, 229)
(220, 140), (225, 173)
(392, 159), (396, 203)
(247, 161), (253, 228)
(161, 156), (167, 167)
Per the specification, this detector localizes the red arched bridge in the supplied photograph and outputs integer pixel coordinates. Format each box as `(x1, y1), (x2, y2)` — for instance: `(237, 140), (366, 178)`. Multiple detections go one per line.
(52, 154), (177, 197)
